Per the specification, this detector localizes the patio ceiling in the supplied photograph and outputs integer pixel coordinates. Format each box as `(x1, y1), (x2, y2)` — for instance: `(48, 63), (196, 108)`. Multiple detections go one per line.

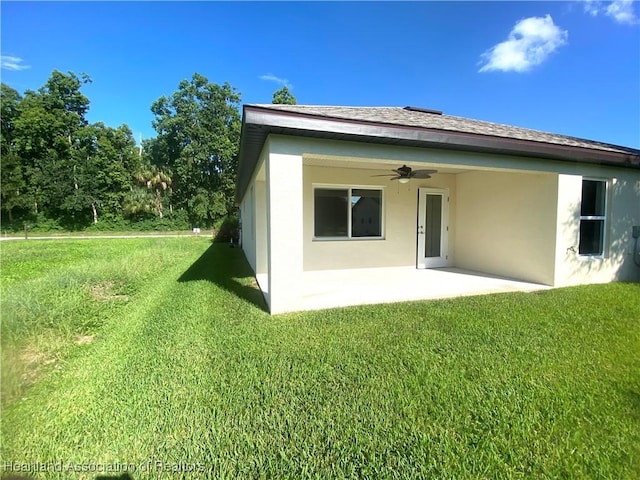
(303, 156), (470, 175)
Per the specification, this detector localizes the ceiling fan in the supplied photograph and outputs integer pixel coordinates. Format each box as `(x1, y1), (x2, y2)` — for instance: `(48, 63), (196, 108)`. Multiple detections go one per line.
(373, 165), (438, 183)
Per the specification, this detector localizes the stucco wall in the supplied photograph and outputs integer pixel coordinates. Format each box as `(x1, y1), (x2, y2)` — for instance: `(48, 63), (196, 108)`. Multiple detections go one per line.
(240, 154), (268, 276)
(254, 179), (268, 275)
(266, 149), (305, 314)
(455, 171), (559, 285)
(303, 164), (457, 271)
(240, 134), (639, 313)
(240, 183), (257, 272)
(555, 170), (640, 285)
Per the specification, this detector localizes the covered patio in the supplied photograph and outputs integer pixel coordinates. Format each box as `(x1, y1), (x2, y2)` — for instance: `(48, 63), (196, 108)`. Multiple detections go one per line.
(238, 105), (639, 313)
(257, 267), (549, 312)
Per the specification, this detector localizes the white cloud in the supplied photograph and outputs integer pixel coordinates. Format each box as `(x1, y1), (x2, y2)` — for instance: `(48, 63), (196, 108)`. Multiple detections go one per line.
(1, 55), (31, 71)
(583, 0), (639, 25)
(259, 73), (291, 88)
(584, 0), (602, 16)
(479, 15), (568, 73)
(606, 0), (639, 24)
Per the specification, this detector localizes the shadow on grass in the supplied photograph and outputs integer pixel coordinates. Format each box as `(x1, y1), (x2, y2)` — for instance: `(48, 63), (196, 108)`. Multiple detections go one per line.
(212, 215), (238, 243)
(178, 242), (267, 312)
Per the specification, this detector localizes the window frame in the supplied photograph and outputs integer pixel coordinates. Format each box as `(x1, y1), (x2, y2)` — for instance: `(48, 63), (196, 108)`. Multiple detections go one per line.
(578, 178), (608, 257)
(312, 184), (385, 241)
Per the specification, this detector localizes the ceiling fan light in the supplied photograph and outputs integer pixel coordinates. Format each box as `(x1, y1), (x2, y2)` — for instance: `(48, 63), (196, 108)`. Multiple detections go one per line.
(398, 177), (410, 184)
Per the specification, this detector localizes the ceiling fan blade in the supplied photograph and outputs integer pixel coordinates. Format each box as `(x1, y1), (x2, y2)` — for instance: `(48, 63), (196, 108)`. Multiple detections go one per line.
(411, 170), (437, 178)
(373, 167), (437, 179)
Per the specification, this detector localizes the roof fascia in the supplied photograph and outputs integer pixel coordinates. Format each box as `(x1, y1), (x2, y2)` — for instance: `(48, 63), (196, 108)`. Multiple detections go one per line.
(245, 106), (640, 167)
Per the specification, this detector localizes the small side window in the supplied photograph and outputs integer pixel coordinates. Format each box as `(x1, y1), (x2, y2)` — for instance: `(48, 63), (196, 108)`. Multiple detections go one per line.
(578, 179), (607, 256)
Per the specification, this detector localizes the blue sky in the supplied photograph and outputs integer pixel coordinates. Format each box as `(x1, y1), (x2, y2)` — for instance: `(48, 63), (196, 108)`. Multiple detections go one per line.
(2, 1), (639, 148)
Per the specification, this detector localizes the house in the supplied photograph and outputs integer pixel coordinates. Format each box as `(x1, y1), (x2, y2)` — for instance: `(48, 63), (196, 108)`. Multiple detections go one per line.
(235, 105), (640, 314)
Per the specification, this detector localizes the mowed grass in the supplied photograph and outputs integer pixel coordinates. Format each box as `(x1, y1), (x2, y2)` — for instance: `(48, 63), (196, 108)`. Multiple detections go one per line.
(1, 238), (639, 479)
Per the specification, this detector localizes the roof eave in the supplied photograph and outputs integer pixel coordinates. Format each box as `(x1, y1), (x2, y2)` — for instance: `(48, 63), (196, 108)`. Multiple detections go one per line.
(235, 106), (640, 203)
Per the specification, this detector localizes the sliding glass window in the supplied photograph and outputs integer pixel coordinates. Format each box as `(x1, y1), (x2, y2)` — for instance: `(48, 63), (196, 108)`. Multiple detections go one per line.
(314, 187), (383, 239)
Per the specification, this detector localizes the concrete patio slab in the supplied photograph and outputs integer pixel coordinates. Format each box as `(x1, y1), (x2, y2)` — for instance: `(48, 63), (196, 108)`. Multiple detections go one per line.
(257, 267), (551, 312)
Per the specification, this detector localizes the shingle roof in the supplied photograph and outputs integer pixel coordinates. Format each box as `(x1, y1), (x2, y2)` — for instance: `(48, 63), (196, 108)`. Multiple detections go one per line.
(250, 104), (639, 156)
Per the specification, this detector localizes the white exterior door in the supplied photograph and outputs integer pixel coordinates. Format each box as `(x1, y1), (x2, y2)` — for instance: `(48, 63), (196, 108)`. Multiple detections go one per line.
(417, 188), (449, 269)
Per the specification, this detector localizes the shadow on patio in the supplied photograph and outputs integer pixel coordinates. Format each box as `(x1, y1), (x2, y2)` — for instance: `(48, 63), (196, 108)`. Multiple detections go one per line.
(177, 242), (267, 312)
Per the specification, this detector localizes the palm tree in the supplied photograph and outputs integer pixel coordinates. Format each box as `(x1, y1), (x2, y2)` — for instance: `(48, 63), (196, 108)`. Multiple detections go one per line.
(122, 187), (154, 218)
(134, 166), (172, 218)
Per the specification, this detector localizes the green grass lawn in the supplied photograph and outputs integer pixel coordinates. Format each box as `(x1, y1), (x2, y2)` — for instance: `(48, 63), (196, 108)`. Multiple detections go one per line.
(1, 238), (639, 479)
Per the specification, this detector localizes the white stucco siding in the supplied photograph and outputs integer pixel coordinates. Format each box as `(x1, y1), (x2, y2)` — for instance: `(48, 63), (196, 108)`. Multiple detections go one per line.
(266, 146), (304, 314)
(240, 184), (256, 272)
(555, 169), (640, 285)
(455, 171), (559, 285)
(254, 179), (268, 276)
(240, 154), (267, 274)
(303, 165), (457, 271)
(238, 133), (638, 313)
(265, 135), (594, 175)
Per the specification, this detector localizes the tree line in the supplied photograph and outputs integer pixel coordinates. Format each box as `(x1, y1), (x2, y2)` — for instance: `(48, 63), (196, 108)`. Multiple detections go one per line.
(0, 70), (296, 232)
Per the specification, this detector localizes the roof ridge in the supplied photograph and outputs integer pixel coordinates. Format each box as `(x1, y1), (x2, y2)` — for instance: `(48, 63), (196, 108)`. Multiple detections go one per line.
(249, 104), (404, 109)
